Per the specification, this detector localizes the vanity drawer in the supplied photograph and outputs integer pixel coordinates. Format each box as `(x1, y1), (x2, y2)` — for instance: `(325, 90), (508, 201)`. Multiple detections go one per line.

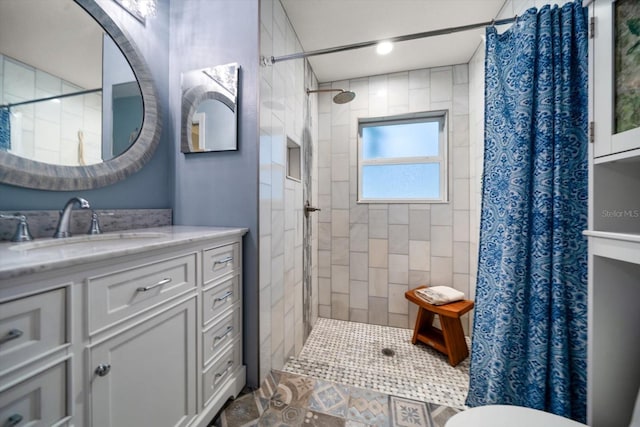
(202, 338), (241, 406)
(202, 275), (239, 325)
(0, 288), (67, 372)
(203, 243), (238, 285)
(88, 253), (196, 333)
(202, 305), (241, 367)
(0, 361), (68, 426)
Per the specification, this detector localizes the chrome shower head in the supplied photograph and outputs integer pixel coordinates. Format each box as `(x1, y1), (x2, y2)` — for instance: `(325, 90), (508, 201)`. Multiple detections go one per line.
(306, 88), (356, 104)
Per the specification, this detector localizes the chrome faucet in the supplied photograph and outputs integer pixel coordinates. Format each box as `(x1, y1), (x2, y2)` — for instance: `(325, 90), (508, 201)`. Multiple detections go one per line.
(53, 197), (90, 238)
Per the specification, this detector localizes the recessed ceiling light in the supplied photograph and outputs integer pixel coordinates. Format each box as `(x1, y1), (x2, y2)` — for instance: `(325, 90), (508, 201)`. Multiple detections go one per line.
(376, 41), (393, 55)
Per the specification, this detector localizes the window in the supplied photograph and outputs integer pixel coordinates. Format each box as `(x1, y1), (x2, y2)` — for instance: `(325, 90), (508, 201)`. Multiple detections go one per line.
(358, 111), (447, 203)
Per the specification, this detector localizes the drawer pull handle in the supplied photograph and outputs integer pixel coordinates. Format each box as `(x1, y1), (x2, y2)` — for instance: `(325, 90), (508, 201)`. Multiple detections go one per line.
(0, 329), (23, 345)
(213, 256), (233, 266)
(214, 326), (233, 342)
(214, 291), (233, 303)
(214, 360), (234, 380)
(137, 277), (172, 292)
(95, 363), (111, 377)
(6, 414), (23, 426)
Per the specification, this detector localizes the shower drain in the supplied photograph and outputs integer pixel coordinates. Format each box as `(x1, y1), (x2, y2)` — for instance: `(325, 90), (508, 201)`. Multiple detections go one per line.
(381, 348), (395, 357)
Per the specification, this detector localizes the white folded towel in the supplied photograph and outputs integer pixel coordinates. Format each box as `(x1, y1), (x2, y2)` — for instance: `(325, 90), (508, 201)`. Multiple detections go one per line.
(415, 286), (465, 305)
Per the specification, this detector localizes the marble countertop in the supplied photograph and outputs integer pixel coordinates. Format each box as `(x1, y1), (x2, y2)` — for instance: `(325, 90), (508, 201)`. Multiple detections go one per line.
(0, 225), (247, 281)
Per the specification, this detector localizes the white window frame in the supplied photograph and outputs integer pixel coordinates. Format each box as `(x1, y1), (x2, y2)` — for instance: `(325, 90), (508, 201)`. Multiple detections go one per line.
(357, 111), (448, 203)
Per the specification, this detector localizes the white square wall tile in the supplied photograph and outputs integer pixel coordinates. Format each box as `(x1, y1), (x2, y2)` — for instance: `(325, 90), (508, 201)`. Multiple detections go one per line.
(331, 209), (349, 237)
(331, 265), (350, 294)
(453, 209), (470, 242)
(350, 252), (369, 281)
(453, 64), (469, 84)
(389, 284), (409, 314)
(369, 209), (388, 239)
(453, 179), (470, 211)
(430, 68), (453, 103)
(389, 204), (409, 224)
(409, 88), (430, 112)
(350, 223), (369, 252)
(369, 267), (388, 297)
(388, 72), (409, 106)
(331, 152), (350, 181)
(409, 69), (430, 89)
(369, 239), (388, 268)
(430, 256), (453, 286)
(350, 280), (369, 309)
(319, 278), (331, 305)
(453, 242), (470, 275)
(431, 226), (453, 257)
(409, 240), (430, 271)
(331, 237), (349, 265)
(389, 254), (409, 285)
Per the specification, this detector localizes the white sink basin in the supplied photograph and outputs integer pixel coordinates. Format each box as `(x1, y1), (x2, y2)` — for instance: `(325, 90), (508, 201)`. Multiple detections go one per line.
(9, 232), (168, 252)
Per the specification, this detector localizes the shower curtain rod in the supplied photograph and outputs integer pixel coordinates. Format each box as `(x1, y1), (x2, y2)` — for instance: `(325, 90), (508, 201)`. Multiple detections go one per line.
(0, 88), (102, 109)
(267, 15), (518, 64)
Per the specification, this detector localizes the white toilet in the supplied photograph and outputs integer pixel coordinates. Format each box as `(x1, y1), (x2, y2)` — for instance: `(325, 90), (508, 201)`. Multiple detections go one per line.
(446, 387), (640, 427)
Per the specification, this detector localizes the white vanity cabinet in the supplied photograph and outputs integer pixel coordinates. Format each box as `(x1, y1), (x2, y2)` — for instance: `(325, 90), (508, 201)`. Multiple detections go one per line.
(0, 226), (247, 427)
(0, 286), (71, 426)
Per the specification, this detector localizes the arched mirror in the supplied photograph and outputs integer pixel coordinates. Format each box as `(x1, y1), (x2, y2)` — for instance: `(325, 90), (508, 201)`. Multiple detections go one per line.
(181, 63), (239, 153)
(0, 0), (160, 190)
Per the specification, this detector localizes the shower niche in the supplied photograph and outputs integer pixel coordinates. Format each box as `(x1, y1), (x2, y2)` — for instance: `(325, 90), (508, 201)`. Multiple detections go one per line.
(181, 63), (240, 153)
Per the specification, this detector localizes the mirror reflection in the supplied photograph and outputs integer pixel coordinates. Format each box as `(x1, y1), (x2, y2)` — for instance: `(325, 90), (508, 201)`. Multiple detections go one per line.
(0, 0), (143, 167)
(181, 63), (239, 153)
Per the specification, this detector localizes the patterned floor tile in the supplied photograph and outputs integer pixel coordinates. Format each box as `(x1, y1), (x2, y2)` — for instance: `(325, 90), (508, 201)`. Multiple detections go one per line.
(389, 396), (430, 427)
(308, 379), (351, 418)
(283, 318), (470, 409)
(428, 403), (462, 427)
(220, 393), (261, 427)
(347, 388), (390, 427)
(272, 372), (316, 407)
(259, 404), (306, 426)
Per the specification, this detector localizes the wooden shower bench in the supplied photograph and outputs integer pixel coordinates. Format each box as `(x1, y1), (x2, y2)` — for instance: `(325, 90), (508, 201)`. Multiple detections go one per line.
(405, 286), (474, 367)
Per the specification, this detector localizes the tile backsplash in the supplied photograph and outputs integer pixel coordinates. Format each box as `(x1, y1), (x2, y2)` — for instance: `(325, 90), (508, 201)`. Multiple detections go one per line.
(0, 208), (172, 241)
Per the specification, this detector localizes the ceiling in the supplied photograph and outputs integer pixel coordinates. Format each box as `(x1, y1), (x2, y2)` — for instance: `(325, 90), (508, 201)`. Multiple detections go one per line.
(280, 0), (508, 83)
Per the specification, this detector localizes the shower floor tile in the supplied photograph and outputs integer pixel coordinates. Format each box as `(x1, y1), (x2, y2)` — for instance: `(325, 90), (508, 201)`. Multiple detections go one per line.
(282, 318), (470, 409)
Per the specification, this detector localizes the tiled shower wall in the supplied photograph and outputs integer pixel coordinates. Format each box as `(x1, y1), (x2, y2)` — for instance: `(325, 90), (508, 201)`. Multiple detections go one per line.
(259, 0), (319, 383)
(316, 66), (472, 333)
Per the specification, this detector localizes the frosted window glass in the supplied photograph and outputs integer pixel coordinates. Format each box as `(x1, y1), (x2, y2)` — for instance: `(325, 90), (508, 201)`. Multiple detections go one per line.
(362, 121), (439, 160)
(362, 163), (440, 199)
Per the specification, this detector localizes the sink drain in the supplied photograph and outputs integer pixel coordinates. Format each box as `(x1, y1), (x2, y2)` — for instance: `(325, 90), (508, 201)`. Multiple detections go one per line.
(381, 348), (395, 357)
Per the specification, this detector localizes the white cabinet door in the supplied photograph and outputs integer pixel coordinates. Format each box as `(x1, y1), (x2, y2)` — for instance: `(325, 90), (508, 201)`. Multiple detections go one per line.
(89, 298), (196, 427)
(592, 0), (640, 158)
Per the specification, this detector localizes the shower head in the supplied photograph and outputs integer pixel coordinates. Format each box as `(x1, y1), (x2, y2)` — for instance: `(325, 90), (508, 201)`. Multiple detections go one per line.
(306, 88), (356, 104)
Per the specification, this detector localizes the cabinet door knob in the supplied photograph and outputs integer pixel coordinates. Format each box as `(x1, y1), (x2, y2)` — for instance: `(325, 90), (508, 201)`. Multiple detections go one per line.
(6, 414), (23, 426)
(95, 363), (111, 377)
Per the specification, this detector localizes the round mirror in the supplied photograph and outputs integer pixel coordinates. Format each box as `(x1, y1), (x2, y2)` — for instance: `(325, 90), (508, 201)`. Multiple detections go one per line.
(0, 0), (160, 190)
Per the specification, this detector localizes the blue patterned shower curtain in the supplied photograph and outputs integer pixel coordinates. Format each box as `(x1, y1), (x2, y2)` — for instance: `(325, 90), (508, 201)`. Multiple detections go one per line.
(466, 1), (588, 422)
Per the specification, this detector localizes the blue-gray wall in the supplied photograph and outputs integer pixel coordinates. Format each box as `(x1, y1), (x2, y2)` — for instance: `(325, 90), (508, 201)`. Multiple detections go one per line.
(169, 0), (260, 387)
(0, 0), (261, 388)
